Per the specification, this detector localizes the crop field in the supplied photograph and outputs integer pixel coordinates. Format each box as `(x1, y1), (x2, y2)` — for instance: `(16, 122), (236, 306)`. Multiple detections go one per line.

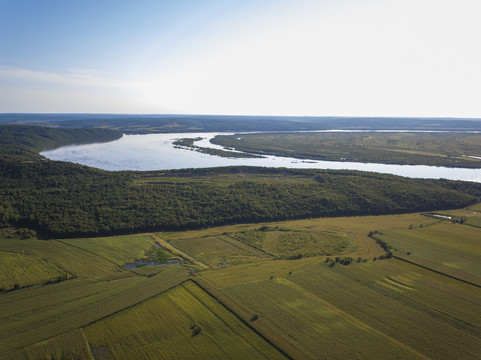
(1, 205), (480, 359)
(59, 233), (159, 266)
(285, 259), (481, 359)
(0, 238), (121, 283)
(377, 221), (481, 282)
(0, 267), (190, 359)
(217, 251), (481, 359)
(199, 207), (481, 359)
(464, 203), (481, 227)
(24, 281), (287, 360)
(166, 233), (270, 268)
(261, 228), (349, 258)
(25, 329), (92, 360)
(163, 212), (432, 264)
(0, 252), (68, 290)
(81, 281), (286, 360)
(0, 232), (191, 359)
(224, 275), (427, 359)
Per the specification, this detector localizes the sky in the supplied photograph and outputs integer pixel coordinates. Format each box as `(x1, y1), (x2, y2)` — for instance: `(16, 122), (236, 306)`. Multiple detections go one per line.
(1, 0), (481, 117)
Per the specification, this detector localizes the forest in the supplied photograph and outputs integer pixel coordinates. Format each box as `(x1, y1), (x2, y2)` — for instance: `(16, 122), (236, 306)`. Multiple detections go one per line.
(0, 125), (122, 160)
(1, 125), (481, 238)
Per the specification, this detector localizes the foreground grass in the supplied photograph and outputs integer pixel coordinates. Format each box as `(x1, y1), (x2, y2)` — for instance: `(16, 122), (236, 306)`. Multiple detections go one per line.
(24, 281), (287, 360)
(81, 281), (286, 360)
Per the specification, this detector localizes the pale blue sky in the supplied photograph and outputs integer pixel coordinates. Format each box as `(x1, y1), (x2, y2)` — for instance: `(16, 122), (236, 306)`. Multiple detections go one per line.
(1, 0), (481, 117)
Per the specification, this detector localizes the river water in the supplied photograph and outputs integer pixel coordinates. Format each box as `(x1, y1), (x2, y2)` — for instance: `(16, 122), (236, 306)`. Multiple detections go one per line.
(40, 132), (481, 183)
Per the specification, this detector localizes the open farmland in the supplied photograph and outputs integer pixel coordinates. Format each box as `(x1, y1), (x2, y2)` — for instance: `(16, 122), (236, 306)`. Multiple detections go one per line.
(165, 233), (271, 268)
(1, 205), (481, 359)
(377, 220), (481, 283)
(0, 252), (69, 291)
(59, 234), (160, 266)
(82, 281), (286, 360)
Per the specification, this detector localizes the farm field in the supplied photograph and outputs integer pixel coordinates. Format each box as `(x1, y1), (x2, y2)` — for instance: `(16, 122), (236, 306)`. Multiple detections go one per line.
(212, 132), (481, 168)
(0, 251), (68, 291)
(0, 204), (480, 359)
(377, 222), (481, 282)
(81, 280), (286, 360)
(59, 234), (160, 266)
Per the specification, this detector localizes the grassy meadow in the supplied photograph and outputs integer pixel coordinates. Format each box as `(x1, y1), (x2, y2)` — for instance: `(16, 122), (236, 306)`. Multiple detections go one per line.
(1, 204), (480, 359)
(212, 132), (481, 167)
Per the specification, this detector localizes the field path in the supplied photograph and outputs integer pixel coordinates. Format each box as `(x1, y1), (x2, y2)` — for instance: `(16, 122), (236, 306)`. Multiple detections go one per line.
(151, 234), (209, 269)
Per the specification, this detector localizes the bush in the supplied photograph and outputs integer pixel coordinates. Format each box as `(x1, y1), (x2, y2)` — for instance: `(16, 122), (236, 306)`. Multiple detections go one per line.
(191, 324), (202, 337)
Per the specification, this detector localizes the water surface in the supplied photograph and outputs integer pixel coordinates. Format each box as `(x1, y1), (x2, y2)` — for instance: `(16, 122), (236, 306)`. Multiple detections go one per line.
(41, 132), (481, 182)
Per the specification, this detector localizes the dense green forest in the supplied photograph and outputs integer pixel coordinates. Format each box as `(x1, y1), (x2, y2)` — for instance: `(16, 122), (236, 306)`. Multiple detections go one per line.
(1, 159), (480, 238)
(1, 124), (481, 238)
(0, 125), (122, 160)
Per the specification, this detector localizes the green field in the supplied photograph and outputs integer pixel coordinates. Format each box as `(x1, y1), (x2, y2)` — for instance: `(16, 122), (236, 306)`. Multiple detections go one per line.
(212, 132), (481, 167)
(377, 221), (481, 284)
(60, 233), (160, 266)
(22, 281), (287, 360)
(82, 281), (286, 360)
(198, 215), (481, 359)
(165, 233), (270, 268)
(1, 205), (481, 359)
(0, 252), (69, 290)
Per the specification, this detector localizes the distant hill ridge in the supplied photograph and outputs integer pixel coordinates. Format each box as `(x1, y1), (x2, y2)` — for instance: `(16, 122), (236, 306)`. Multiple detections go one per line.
(1, 114), (481, 133)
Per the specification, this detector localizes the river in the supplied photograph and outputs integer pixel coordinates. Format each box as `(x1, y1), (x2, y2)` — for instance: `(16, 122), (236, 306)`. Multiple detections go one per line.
(40, 132), (481, 183)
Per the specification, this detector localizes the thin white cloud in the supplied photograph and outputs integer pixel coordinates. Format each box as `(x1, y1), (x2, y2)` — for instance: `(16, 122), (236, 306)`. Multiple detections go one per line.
(0, 66), (161, 113)
(0, 66), (146, 89)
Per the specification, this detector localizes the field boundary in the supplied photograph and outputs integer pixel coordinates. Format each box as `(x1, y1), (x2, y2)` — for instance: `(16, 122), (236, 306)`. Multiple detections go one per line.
(79, 279), (191, 330)
(57, 239), (126, 269)
(226, 233), (277, 258)
(151, 234), (210, 269)
(393, 256), (481, 288)
(191, 279), (294, 360)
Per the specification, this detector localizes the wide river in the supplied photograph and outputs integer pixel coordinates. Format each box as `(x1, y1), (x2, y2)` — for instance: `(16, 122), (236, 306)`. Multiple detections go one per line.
(40, 132), (481, 183)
